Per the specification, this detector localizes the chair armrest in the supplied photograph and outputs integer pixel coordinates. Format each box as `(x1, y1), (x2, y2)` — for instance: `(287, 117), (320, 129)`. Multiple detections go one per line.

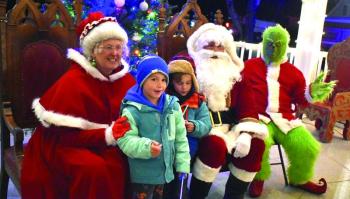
(332, 91), (350, 107)
(332, 92), (350, 120)
(2, 101), (24, 157)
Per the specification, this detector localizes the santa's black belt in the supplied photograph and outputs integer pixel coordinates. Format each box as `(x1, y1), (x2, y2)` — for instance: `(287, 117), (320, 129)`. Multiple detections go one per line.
(209, 111), (223, 127)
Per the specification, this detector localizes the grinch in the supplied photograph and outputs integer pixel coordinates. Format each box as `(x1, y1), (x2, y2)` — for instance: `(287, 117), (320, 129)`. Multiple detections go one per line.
(243, 24), (336, 197)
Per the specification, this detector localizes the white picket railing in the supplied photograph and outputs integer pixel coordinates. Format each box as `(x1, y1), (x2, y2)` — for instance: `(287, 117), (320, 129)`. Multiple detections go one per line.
(235, 41), (328, 78)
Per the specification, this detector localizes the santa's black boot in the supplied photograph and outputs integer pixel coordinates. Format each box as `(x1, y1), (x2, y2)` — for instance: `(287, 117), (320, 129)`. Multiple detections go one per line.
(223, 173), (250, 199)
(189, 176), (212, 199)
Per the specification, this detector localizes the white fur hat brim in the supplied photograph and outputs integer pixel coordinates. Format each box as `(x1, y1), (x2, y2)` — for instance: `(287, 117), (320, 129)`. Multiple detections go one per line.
(187, 23), (243, 71)
(81, 21), (128, 57)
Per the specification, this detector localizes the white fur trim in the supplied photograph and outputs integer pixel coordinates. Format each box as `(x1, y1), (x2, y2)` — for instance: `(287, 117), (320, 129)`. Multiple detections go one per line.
(187, 23), (243, 71)
(305, 84), (313, 103)
(67, 49), (129, 82)
(109, 58), (129, 81)
(67, 49), (107, 81)
(228, 163), (257, 182)
(105, 125), (117, 146)
(231, 121), (268, 140)
(32, 98), (109, 130)
(32, 99), (50, 128)
(81, 21), (128, 58)
(209, 125), (240, 154)
(192, 158), (221, 183)
(266, 65), (281, 113)
(259, 114), (271, 124)
(269, 113), (304, 134)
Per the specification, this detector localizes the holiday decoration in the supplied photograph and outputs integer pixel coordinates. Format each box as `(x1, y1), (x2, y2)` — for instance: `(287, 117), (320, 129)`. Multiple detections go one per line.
(62, 0), (169, 68)
(121, 0), (164, 67)
(139, 1), (149, 11)
(115, 0), (125, 8)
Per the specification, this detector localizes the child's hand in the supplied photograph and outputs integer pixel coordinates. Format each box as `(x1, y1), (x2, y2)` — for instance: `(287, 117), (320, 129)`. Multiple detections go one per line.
(150, 141), (162, 158)
(185, 120), (194, 133)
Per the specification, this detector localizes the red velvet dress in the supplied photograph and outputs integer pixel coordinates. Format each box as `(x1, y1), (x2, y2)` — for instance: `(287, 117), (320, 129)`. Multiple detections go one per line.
(21, 49), (135, 199)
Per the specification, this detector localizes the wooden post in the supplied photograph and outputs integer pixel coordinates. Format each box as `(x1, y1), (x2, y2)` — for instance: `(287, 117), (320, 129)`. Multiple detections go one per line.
(157, 2), (167, 58)
(294, 0), (328, 85)
(215, 10), (224, 25)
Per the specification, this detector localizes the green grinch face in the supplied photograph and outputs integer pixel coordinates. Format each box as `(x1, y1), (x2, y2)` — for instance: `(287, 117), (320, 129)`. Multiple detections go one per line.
(262, 25), (290, 64)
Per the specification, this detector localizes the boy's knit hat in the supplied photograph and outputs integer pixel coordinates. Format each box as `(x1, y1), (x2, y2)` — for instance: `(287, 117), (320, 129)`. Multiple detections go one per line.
(168, 60), (199, 92)
(136, 55), (169, 86)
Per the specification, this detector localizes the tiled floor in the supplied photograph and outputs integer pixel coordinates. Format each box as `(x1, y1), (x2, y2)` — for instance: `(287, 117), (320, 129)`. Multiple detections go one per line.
(3, 119), (350, 198)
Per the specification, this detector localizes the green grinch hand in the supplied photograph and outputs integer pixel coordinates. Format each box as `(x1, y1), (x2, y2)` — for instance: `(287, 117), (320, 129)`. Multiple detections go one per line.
(310, 71), (337, 102)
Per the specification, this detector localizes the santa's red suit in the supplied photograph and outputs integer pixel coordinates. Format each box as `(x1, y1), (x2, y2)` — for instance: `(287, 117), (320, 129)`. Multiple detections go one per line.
(185, 22), (268, 199)
(190, 77), (268, 198)
(21, 49), (135, 199)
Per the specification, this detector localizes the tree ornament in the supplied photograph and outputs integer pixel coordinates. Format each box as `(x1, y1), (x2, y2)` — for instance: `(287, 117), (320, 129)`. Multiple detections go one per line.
(132, 33), (142, 42)
(114, 0), (125, 8)
(139, 1), (149, 11)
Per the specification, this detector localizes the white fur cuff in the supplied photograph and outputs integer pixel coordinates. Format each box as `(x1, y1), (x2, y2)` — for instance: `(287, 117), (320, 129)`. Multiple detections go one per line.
(232, 121), (268, 139)
(228, 163), (256, 182)
(32, 98), (109, 130)
(105, 125), (117, 146)
(258, 114), (271, 124)
(192, 158), (221, 183)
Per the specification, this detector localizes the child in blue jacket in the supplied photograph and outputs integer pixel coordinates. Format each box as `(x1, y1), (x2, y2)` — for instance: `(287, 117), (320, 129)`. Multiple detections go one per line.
(164, 59), (212, 199)
(167, 59), (212, 158)
(117, 55), (191, 199)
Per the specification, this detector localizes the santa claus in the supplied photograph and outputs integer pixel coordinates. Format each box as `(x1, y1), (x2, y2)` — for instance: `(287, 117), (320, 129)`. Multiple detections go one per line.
(186, 23), (268, 199)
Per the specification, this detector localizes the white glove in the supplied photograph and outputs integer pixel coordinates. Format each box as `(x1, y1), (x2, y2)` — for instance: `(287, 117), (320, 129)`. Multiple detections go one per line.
(233, 132), (252, 158)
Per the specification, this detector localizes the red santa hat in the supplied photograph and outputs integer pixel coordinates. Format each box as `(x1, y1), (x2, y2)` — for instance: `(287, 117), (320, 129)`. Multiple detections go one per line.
(186, 23), (243, 70)
(76, 12), (128, 58)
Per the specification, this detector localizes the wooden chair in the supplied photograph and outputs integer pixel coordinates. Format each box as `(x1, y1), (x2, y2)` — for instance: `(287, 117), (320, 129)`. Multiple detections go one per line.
(0, 0), (82, 197)
(157, 0), (218, 62)
(296, 37), (350, 143)
(271, 144), (288, 186)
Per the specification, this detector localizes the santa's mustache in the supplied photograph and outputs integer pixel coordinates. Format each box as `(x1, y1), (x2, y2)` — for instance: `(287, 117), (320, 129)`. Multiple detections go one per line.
(195, 49), (231, 62)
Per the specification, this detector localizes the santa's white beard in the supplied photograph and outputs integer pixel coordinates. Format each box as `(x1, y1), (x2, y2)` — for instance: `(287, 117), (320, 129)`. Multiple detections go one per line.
(194, 49), (242, 112)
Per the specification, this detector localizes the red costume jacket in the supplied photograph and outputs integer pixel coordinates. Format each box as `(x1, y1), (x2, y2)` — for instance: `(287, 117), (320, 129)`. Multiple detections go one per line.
(244, 58), (309, 133)
(21, 49), (135, 199)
